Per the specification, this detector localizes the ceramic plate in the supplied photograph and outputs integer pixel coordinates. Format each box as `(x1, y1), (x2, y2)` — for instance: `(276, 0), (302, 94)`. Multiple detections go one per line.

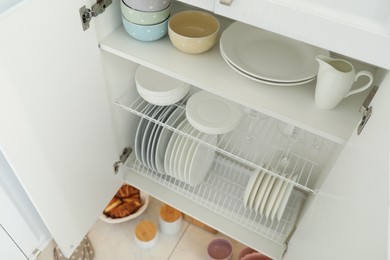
(134, 105), (157, 163)
(186, 90), (242, 135)
(247, 167), (266, 209)
(164, 118), (187, 177)
(172, 122), (193, 181)
(155, 106), (185, 174)
(258, 175), (277, 215)
(264, 177), (284, 218)
(187, 133), (217, 186)
(243, 170), (260, 208)
(178, 127), (199, 183)
(253, 172), (272, 213)
(99, 192), (150, 224)
(147, 106), (171, 171)
(141, 106), (166, 168)
(276, 175), (298, 221)
(220, 46), (315, 86)
(149, 106), (176, 172)
(221, 22), (329, 83)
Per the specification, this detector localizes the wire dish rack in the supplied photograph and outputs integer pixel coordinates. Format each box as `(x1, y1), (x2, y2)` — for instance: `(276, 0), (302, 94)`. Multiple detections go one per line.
(116, 89), (336, 244)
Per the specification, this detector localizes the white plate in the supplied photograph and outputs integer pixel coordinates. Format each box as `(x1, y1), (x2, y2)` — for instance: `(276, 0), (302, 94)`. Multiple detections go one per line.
(164, 118), (187, 177)
(134, 105), (157, 163)
(155, 106), (185, 175)
(258, 175), (277, 215)
(186, 90), (242, 135)
(99, 192), (150, 224)
(149, 106), (177, 172)
(221, 22), (329, 83)
(253, 173), (272, 213)
(187, 133), (217, 186)
(220, 46), (315, 86)
(172, 122), (193, 181)
(243, 170), (260, 208)
(142, 106), (165, 168)
(247, 167), (266, 209)
(264, 177), (284, 218)
(135, 65), (190, 106)
(276, 175), (298, 221)
(147, 106), (171, 171)
(178, 127), (199, 183)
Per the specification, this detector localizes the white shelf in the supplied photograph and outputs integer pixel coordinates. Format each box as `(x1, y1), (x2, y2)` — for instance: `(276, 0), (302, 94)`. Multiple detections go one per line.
(99, 24), (367, 144)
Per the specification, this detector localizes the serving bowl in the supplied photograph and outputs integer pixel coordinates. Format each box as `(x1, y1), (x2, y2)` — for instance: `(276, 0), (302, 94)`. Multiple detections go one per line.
(168, 10), (220, 54)
(121, 1), (171, 25)
(122, 15), (169, 41)
(123, 0), (171, 12)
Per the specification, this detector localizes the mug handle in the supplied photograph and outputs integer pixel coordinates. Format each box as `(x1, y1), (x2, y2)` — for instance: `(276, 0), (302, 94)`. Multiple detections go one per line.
(345, 70), (373, 98)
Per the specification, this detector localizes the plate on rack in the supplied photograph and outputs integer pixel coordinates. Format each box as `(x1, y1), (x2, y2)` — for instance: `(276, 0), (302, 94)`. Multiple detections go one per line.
(186, 90), (242, 135)
(164, 118), (187, 177)
(155, 106), (185, 175)
(247, 166), (266, 209)
(275, 174), (298, 221)
(135, 105), (158, 164)
(220, 21), (329, 83)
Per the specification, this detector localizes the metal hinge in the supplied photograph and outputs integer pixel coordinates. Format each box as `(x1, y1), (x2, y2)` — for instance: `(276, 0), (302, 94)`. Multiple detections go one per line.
(113, 147), (132, 173)
(79, 0), (112, 31)
(357, 85), (378, 135)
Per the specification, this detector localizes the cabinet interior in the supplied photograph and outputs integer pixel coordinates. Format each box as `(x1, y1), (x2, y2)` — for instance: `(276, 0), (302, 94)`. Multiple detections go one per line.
(98, 2), (382, 258)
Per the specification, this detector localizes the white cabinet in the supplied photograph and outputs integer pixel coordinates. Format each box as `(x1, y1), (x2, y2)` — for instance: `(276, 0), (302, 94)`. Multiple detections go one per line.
(0, 0), (388, 259)
(175, 0), (214, 11)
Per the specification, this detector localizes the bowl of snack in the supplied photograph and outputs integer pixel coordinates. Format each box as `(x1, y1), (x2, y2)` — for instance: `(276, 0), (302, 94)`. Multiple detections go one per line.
(100, 184), (150, 224)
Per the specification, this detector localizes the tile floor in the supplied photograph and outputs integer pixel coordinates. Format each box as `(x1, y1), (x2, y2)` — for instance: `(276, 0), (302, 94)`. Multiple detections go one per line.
(37, 196), (246, 260)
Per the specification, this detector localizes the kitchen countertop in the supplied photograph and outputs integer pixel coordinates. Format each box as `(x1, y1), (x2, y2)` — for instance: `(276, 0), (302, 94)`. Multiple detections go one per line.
(37, 196), (247, 260)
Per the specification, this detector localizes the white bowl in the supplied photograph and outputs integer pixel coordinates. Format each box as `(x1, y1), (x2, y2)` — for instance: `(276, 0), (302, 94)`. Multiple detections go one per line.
(99, 191), (150, 224)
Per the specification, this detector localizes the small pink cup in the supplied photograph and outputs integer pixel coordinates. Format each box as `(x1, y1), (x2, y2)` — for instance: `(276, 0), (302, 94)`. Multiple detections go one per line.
(207, 238), (233, 260)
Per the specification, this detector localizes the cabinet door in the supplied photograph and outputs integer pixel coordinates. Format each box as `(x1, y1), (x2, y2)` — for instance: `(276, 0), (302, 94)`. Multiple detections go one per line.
(0, 0), (121, 257)
(0, 226), (26, 260)
(284, 70), (390, 259)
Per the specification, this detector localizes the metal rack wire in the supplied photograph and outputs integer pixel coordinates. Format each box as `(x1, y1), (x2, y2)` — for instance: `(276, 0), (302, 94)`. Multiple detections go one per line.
(116, 91), (335, 193)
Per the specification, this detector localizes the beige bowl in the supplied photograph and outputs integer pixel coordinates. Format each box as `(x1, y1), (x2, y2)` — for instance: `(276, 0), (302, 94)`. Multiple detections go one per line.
(168, 11), (220, 54)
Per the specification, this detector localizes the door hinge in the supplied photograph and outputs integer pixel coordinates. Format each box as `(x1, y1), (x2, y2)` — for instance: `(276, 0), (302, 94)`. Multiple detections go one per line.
(79, 0), (112, 31)
(114, 147), (132, 174)
(357, 85), (378, 135)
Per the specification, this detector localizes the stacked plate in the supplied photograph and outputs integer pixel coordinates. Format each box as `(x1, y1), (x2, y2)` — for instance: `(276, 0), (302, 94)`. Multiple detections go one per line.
(186, 90), (243, 135)
(135, 66), (190, 105)
(243, 165), (298, 221)
(134, 104), (216, 186)
(220, 22), (330, 86)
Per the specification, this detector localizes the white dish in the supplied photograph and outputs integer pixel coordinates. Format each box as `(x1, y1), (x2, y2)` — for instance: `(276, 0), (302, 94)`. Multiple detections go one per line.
(247, 167), (266, 209)
(220, 22), (329, 83)
(276, 174), (298, 221)
(253, 173), (272, 213)
(142, 106), (165, 168)
(155, 106), (185, 175)
(243, 170), (259, 208)
(164, 118), (187, 177)
(147, 106), (171, 171)
(258, 175), (277, 215)
(187, 132), (217, 186)
(264, 177), (284, 218)
(186, 90), (242, 135)
(135, 65), (190, 106)
(178, 127), (199, 183)
(99, 192), (150, 224)
(220, 46), (315, 86)
(149, 106), (176, 172)
(172, 121), (192, 181)
(134, 105), (157, 163)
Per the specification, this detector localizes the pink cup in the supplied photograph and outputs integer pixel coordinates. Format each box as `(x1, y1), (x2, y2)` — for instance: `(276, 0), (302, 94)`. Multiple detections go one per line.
(207, 238), (233, 260)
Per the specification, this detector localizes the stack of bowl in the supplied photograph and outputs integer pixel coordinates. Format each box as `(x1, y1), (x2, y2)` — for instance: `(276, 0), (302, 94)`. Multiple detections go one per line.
(121, 0), (172, 42)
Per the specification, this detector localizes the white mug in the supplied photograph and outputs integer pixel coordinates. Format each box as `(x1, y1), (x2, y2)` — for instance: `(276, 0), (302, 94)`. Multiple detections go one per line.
(314, 55), (373, 110)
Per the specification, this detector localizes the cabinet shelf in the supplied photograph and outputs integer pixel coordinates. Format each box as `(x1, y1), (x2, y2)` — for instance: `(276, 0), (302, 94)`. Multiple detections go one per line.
(100, 23), (368, 144)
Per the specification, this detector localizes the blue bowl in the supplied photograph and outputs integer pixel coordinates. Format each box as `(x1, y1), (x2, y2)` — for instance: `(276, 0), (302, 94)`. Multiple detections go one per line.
(122, 16), (168, 42)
